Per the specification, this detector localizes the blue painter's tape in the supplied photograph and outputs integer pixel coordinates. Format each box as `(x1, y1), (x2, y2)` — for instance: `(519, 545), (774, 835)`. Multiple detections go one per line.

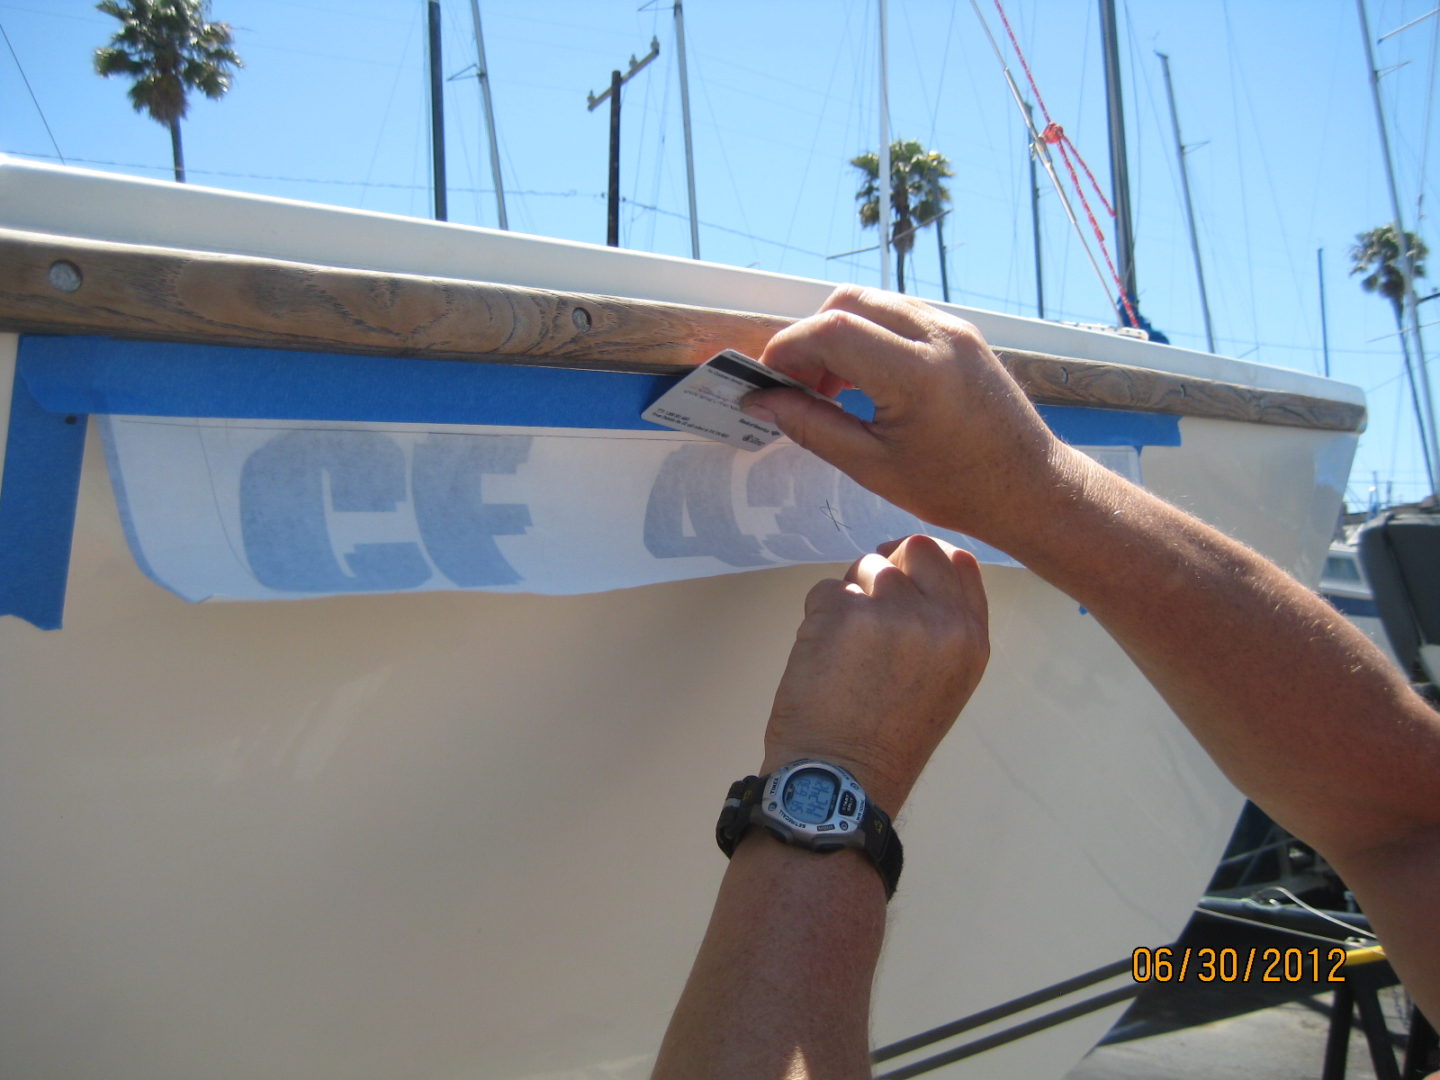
(16, 336), (1180, 449)
(0, 365), (86, 630)
(3, 335), (1182, 629)
(18, 335), (678, 429)
(1037, 403), (1180, 449)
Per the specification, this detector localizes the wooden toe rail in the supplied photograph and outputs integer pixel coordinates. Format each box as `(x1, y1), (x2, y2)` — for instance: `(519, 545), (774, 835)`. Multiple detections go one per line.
(0, 227), (1364, 432)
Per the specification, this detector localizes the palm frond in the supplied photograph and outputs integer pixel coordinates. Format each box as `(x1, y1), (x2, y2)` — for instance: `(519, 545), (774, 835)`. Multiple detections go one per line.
(93, 0), (242, 122)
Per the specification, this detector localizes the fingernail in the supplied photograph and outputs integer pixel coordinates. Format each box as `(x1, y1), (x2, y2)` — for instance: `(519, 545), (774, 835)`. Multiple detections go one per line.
(743, 403), (777, 424)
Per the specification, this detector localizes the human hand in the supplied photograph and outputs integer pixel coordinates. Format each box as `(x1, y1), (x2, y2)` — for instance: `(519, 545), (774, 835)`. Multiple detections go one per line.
(761, 534), (989, 814)
(746, 285), (1082, 549)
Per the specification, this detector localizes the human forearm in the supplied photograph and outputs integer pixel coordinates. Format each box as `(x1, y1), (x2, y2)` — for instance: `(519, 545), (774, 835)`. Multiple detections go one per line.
(653, 537), (989, 1078)
(1006, 449), (1440, 1019)
(652, 836), (886, 1080)
(750, 286), (1440, 1021)
(1001, 448), (1440, 861)
(752, 288), (1440, 864)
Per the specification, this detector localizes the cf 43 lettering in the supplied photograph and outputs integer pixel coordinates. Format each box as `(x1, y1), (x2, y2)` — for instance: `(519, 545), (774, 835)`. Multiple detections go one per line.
(239, 430), (533, 592)
(234, 431), (932, 595)
(643, 443), (916, 566)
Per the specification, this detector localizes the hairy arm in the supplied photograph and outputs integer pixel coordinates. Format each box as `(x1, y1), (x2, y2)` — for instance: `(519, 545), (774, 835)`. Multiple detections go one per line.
(745, 285), (1440, 1017)
(1013, 451), (1440, 1013)
(652, 536), (989, 1079)
(650, 835), (888, 1080)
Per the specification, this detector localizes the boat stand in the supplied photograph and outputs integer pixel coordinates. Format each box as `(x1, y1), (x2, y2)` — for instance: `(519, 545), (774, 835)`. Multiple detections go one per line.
(1191, 896), (1437, 1080)
(1320, 946), (1436, 1080)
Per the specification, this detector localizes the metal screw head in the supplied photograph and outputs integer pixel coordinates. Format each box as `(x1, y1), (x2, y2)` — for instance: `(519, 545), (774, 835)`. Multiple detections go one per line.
(48, 260), (83, 293)
(571, 306), (592, 332)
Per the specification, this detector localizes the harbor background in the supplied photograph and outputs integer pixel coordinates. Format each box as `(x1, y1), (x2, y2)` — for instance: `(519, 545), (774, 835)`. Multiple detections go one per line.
(2, 0), (1437, 505)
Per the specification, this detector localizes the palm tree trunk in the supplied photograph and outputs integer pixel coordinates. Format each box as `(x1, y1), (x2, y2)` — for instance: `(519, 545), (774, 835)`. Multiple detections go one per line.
(896, 247), (906, 294)
(169, 118), (186, 183)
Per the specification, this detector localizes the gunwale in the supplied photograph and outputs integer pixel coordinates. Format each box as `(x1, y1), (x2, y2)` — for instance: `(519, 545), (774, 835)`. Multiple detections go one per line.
(0, 226), (1365, 434)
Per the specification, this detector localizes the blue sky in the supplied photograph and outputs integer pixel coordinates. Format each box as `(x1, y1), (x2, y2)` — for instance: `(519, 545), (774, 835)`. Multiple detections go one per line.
(3, 0), (1438, 508)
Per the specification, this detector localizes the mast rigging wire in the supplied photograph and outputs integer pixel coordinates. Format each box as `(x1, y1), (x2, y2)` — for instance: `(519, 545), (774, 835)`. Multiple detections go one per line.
(970, 0), (1140, 329)
(0, 22), (65, 164)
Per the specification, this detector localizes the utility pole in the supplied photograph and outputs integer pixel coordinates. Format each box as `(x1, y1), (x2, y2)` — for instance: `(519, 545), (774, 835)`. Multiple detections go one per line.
(467, 0), (507, 229)
(587, 38), (660, 248)
(1357, 0), (1438, 494)
(673, 1), (700, 259)
(878, 0), (891, 291)
(1157, 51), (1214, 352)
(427, 0), (447, 221)
(1024, 99), (1045, 320)
(1098, 0), (1136, 313)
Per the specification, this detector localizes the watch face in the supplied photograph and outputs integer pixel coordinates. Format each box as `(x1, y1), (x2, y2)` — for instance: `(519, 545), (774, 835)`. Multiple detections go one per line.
(781, 768), (838, 824)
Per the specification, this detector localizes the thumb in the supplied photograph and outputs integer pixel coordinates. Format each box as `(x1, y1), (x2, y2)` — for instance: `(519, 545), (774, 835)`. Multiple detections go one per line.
(744, 387), (878, 475)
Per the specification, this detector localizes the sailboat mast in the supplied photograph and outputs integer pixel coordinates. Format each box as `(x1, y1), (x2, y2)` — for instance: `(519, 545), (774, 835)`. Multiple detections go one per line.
(1024, 99), (1045, 320)
(673, 1), (700, 260)
(1098, 0), (1135, 314)
(428, 0), (447, 221)
(468, 0), (508, 230)
(1157, 51), (1214, 352)
(879, 0), (892, 291)
(1356, 0), (1439, 495)
(1318, 248), (1332, 379)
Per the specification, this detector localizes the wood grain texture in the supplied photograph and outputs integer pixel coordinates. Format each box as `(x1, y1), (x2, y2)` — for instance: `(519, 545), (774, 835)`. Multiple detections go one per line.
(0, 227), (1365, 432)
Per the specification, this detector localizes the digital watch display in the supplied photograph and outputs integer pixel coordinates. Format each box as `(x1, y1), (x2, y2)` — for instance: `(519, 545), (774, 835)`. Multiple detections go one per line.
(781, 768), (838, 825)
(715, 759), (903, 899)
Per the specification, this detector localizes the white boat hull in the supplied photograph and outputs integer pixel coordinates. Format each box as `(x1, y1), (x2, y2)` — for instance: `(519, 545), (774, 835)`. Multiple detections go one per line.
(0, 159), (1362, 1079)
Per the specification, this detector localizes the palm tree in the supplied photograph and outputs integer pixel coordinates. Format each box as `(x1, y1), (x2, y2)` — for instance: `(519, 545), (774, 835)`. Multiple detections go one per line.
(1350, 224), (1428, 323)
(93, 0), (242, 183)
(1351, 224), (1435, 491)
(851, 140), (953, 295)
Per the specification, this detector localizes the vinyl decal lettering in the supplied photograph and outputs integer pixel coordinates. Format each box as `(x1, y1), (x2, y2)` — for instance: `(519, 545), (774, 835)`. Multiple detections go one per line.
(101, 418), (1058, 602)
(643, 444), (771, 567)
(412, 434), (533, 587)
(647, 442), (922, 566)
(745, 445), (857, 561)
(239, 430), (532, 592)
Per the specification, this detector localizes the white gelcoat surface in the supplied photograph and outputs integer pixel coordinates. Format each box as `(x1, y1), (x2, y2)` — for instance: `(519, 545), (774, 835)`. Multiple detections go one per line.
(0, 155), (1364, 403)
(0, 159), (1360, 1079)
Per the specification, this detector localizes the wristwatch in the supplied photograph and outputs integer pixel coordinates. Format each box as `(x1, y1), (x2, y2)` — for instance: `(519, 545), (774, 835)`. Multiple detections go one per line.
(715, 759), (903, 899)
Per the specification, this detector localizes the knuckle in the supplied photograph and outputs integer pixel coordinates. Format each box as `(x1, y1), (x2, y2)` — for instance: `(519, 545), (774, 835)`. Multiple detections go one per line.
(811, 307), (861, 342)
(897, 533), (938, 560)
(803, 576), (847, 612)
(826, 282), (869, 309)
(936, 315), (985, 352)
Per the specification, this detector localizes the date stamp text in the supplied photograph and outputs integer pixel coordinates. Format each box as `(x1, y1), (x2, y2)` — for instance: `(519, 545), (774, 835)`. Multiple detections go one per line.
(1131, 946), (1347, 984)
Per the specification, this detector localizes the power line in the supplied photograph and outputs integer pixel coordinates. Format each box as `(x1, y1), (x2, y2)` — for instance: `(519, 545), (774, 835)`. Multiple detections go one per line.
(620, 196), (831, 260)
(0, 151), (591, 197)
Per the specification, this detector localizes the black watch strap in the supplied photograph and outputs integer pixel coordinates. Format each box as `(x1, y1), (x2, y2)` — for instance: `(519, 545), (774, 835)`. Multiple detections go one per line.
(859, 800), (903, 901)
(714, 771), (904, 900)
(715, 774), (764, 857)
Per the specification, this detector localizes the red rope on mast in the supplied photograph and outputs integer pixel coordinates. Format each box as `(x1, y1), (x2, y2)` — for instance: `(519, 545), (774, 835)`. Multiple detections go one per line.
(992, 0), (1140, 329)
(1041, 122), (1114, 219)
